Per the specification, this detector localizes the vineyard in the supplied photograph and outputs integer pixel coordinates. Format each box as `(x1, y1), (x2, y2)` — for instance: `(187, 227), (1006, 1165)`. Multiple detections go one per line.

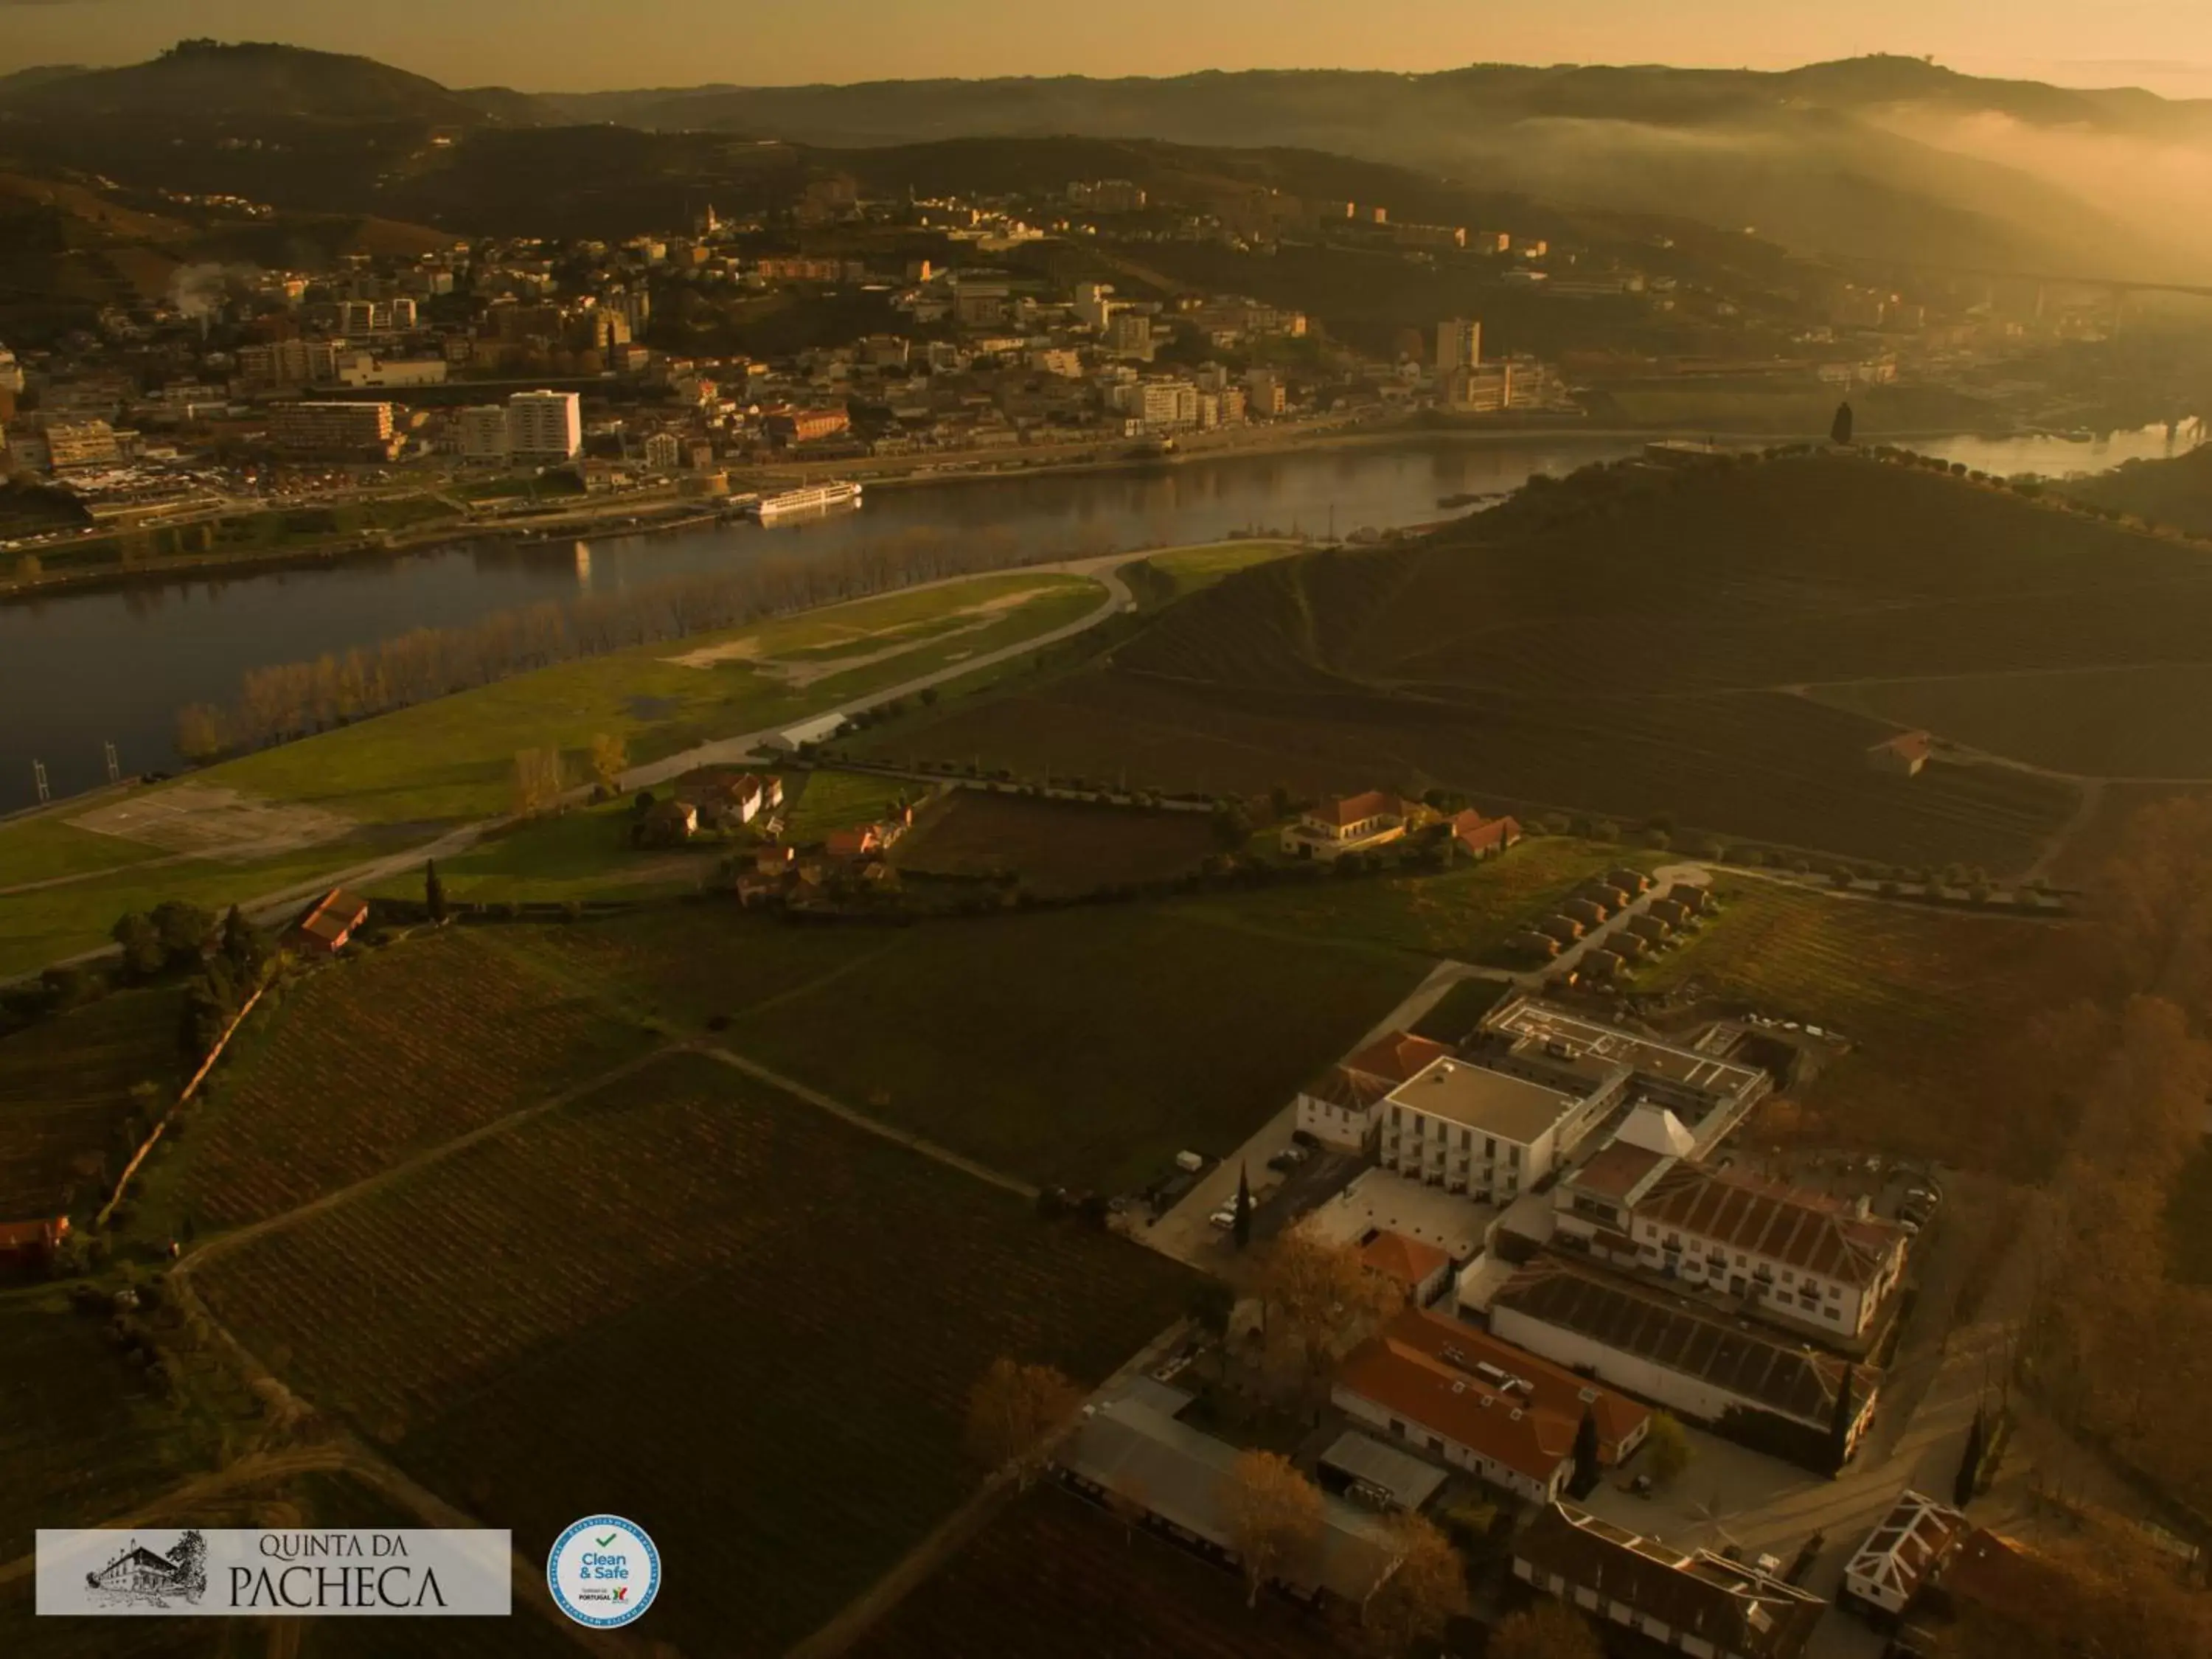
(852, 1485), (1345, 1659)
(1636, 881), (2080, 1176)
(718, 902), (1425, 1190)
(0, 985), (186, 1222)
(892, 790), (1220, 897)
(196, 1051), (1194, 1658)
(164, 928), (653, 1229)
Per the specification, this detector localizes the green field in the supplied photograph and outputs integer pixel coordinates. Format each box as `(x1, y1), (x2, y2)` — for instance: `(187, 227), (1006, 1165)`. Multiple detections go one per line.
(0, 985), (187, 1222)
(145, 928), (655, 1233)
(1632, 880), (2079, 1176)
(1130, 539), (1302, 601)
(1172, 837), (1636, 961)
(893, 790), (1220, 897)
(365, 799), (723, 905)
(1807, 666), (2212, 778)
(783, 768), (917, 844)
(0, 571), (1104, 979)
(1411, 975), (1514, 1043)
(195, 1049), (1194, 1658)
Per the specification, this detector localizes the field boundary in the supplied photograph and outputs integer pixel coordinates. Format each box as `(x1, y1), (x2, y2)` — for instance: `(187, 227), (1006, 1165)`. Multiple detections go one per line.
(95, 981), (269, 1228)
(696, 1043), (1038, 1200)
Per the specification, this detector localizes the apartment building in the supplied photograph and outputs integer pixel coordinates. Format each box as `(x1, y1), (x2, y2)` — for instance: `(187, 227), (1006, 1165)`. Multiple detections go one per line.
(1380, 1053), (1626, 1201)
(268, 401), (396, 459)
(506, 390), (582, 460)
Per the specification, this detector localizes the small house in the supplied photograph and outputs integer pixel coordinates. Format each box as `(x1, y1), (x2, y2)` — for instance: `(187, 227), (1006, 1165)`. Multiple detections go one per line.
(0, 1214), (69, 1268)
(1357, 1230), (1455, 1307)
(1605, 866), (1652, 896)
(1281, 790), (1415, 860)
(1563, 898), (1607, 929)
(1867, 730), (1933, 776)
(1536, 914), (1583, 945)
(1667, 882), (1711, 914)
(1512, 931), (1562, 959)
(1649, 899), (1692, 929)
(290, 887), (369, 954)
(637, 799), (698, 846)
(1450, 809), (1522, 860)
(1844, 1490), (1969, 1616)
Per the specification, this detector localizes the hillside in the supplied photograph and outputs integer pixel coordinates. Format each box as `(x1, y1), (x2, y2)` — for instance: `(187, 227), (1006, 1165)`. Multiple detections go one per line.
(0, 39), (499, 126)
(2062, 442), (2212, 538)
(859, 454), (2212, 870)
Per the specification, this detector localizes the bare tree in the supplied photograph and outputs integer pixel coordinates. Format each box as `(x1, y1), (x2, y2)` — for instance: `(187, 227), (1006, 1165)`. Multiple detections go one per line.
(962, 1357), (1083, 1489)
(588, 732), (630, 795)
(513, 747), (566, 815)
(1222, 1450), (1324, 1608)
(1360, 1512), (1470, 1657)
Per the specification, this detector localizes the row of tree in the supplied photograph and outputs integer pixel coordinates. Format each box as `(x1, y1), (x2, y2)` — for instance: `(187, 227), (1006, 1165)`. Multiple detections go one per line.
(173, 524), (1091, 762)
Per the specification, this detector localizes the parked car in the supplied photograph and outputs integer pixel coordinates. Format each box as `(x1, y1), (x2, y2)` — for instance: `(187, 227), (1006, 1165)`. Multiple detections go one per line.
(1175, 1150), (1206, 1174)
(1208, 1206), (1238, 1231)
(1267, 1151), (1297, 1174)
(1290, 1129), (1321, 1150)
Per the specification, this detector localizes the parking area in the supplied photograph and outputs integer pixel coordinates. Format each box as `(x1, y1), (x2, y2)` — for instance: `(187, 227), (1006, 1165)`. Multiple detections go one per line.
(1302, 1168), (1492, 1261)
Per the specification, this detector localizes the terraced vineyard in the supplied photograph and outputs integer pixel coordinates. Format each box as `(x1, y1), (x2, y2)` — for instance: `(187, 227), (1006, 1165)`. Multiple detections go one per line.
(168, 928), (653, 1228)
(853, 1485), (1346, 1659)
(196, 1051), (1194, 1658)
(1638, 881), (2079, 1175)
(0, 985), (185, 1222)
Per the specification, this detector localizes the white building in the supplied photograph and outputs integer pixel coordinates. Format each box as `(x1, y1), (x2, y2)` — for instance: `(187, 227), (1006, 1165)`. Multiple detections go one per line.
(1436, 318), (1482, 372)
(458, 405), (512, 462)
(1246, 368), (1287, 417)
(506, 390), (582, 461)
(1279, 790), (1413, 860)
(1293, 1031), (1453, 1150)
(1380, 1055), (1623, 1200)
(768, 711), (846, 751)
(1843, 1490), (1967, 1615)
(1074, 281), (1116, 331)
(1109, 312), (1154, 361)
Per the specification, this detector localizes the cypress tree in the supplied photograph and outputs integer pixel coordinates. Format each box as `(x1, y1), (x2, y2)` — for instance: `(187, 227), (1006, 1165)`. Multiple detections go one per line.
(425, 859), (447, 922)
(1831, 400), (1855, 445)
(1231, 1163), (1253, 1251)
(1829, 1363), (1857, 1472)
(1571, 1407), (1602, 1498)
(1954, 1406), (1985, 1508)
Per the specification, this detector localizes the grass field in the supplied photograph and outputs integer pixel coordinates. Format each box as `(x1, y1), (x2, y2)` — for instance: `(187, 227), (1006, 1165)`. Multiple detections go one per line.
(1806, 667), (2212, 778)
(1131, 539), (1302, 602)
(363, 799), (722, 905)
(1170, 837), (1636, 961)
(0, 985), (186, 1221)
(1632, 880), (2080, 1176)
(147, 928), (654, 1232)
(783, 768), (917, 844)
(892, 790), (1220, 896)
(852, 1484), (1344, 1659)
(1411, 975), (1514, 1043)
(195, 1049), (1195, 1658)
(712, 904), (1427, 1190)
(0, 815), (171, 888)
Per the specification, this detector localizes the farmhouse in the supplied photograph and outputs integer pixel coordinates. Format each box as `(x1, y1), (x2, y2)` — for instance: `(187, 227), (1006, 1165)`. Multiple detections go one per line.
(1554, 1155), (1910, 1340)
(1280, 790), (1417, 860)
(288, 888), (369, 953)
(1055, 1385), (1402, 1608)
(679, 770), (784, 827)
(1512, 1502), (1826, 1659)
(1481, 998), (1771, 1155)
(1867, 730), (1933, 776)
(1380, 1050), (1629, 1200)
(1358, 1230), (1455, 1307)
(1333, 1310), (1651, 1503)
(1843, 1490), (1968, 1615)
(1293, 1029), (1453, 1150)
(1489, 1254), (1880, 1470)
(1450, 809), (1522, 860)
(0, 1214), (69, 1267)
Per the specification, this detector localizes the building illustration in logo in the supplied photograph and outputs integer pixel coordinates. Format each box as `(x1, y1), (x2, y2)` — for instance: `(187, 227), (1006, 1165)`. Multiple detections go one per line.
(84, 1531), (209, 1607)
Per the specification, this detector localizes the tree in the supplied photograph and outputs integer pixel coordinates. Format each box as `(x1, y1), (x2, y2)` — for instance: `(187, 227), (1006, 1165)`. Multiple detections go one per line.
(1254, 1220), (1399, 1391)
(111, 912), (167, 981)
(588, 731), (629, 795)
(218, 906), (265, 984)
(513, 746), (566, 815)
(1489, 1601), (1604, 1659)
(1831, 400), (1855, 445)
(1954, 1405), (1985, 1507)
(424, 859), (447, 923)
(148, 900), (215, 968)
(962, 1357), (1083, 1489)
(1232, 1162), (1253, 1250)
(1222, 1450), (1324, 1608)
(1569, 1407), (1601, 1498)
(175, 703), (227, 764)
(1644, 1411), (1693, 1489)
(1829, 1363), (1857, 1471)
(1360, 1512), (1470, 1657)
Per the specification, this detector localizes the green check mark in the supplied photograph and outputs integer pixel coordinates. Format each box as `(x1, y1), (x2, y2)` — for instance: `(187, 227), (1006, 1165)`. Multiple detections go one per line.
(595, 1534), (616, 1548)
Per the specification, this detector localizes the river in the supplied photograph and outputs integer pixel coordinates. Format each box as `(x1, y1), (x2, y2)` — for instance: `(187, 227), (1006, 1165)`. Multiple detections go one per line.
(0, 422), (2199, 814)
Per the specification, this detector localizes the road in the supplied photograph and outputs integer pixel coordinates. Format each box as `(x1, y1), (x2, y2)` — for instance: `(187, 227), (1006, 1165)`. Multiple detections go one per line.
(4, 554), (1138, 985)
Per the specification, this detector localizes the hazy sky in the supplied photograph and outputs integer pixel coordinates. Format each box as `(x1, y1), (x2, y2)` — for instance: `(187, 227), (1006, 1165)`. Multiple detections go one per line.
(4, 0), (2211, 97)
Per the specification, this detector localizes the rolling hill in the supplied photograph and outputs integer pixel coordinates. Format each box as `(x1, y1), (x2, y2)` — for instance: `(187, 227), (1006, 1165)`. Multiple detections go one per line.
(2062, 442), (2212, 538)
(859, 453), (2212, 871)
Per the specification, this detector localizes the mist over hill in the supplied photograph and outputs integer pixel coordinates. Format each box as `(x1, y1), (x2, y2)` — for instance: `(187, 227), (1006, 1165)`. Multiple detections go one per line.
(3, 44), (2209, 280)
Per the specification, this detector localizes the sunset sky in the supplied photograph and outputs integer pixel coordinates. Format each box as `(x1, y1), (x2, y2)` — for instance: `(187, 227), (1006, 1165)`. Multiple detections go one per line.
(4, 0), (2211, 97)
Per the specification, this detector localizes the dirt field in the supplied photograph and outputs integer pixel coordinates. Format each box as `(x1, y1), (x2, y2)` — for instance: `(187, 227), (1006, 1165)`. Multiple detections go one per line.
(892, 790), (1220, 896)
(852, 1484), (1346, 1659)
(70, 785), (355, 860)
(0, 985), (184, 1222)
(195, 1050), (1194, 1659)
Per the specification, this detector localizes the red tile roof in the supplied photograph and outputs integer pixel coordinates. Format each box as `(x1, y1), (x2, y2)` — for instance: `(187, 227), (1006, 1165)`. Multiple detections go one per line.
(1304, 1065), (1395, 1111)
(1310, 790), (1406, 829)
(294, 887), (368, 945)
(1335, 1310), (1649, 1485)
(1360, 1231), (1452, 1292)
(1450, 810), (1522, 854)
(1343, 1032), (1453, 1088)
(1568, 1142), (1672, 1203)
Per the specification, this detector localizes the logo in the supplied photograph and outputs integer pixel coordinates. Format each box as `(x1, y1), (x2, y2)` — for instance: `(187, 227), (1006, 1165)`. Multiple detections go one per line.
(83, 1531), (209, 1610)
(546, 1515), (658, 1629)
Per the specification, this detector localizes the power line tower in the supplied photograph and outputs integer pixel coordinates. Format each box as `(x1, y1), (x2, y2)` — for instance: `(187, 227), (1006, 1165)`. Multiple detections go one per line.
(104, 740), (119, 784)
(32, 759), (49, 804)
